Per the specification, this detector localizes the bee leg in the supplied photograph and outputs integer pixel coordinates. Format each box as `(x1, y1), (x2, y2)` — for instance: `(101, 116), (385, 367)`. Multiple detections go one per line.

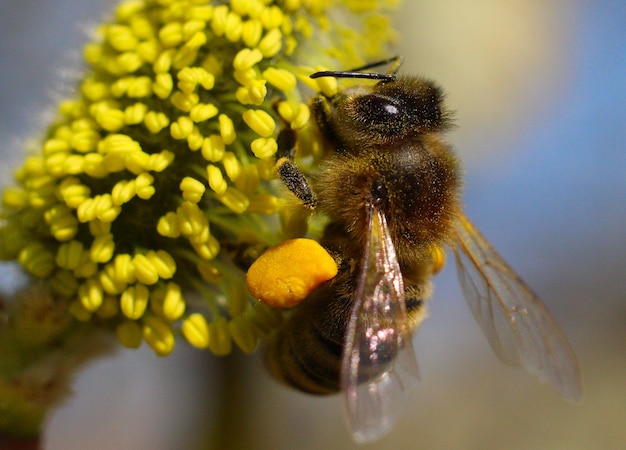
(276, 127), (317, 209)
(310, 96), (347, 153)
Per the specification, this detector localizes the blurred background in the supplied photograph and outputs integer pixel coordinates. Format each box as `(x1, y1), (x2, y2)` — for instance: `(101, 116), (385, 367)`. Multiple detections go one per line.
(1, 0), (624, 448)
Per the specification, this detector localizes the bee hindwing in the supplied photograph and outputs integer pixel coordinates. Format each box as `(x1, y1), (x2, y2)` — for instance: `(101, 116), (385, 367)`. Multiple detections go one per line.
(453, 214), (582, 401)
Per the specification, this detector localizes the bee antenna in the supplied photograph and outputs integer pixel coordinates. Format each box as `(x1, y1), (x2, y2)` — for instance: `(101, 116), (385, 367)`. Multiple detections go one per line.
(310, 55), (404, 81)
(310, 71), (395, 81)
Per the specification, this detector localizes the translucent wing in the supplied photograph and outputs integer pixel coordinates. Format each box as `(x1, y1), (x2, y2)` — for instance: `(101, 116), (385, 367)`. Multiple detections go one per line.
(341, 202), (420, 444)
(453, 214), (582, 401)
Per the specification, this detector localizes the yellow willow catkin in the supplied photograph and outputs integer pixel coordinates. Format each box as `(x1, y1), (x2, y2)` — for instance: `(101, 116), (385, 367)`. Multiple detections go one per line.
(0, 0), (398, 356)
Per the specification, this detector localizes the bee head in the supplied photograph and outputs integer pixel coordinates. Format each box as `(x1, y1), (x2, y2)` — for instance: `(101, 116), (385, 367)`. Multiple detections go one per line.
(329, 76), (453, 147)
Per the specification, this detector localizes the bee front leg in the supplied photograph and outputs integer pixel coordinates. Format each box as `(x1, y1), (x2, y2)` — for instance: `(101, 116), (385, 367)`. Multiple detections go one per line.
(310, 96), (347, 153)
(276, 127), (317, 209)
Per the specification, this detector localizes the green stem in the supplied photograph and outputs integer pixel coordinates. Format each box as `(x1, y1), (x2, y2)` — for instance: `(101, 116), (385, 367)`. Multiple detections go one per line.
(0, 285), (115, 441)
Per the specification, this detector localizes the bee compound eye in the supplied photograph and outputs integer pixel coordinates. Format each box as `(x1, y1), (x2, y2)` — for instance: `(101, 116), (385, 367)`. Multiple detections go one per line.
(357, 95), (401, 126)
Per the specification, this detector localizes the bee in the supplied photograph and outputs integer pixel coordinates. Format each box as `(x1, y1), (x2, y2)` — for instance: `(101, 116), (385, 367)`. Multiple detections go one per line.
(259, 57), (582, 444)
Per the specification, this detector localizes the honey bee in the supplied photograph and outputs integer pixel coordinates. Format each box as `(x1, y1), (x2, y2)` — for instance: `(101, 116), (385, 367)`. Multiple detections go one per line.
(260, 57), (582, 444)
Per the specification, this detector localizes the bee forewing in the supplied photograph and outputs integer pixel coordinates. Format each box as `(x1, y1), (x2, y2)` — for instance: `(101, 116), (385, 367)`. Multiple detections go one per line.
(341, 204), (420, 444)
(453, 214), (582, 401)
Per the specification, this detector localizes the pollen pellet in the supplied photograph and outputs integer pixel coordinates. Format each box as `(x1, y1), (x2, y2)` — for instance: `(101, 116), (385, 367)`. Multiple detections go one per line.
(247, 238), (338, 308)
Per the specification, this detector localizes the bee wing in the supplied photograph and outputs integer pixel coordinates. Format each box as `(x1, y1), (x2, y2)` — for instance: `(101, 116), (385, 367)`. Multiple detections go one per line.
(341, 203), (420, 444)
(453, 214), (582, 401)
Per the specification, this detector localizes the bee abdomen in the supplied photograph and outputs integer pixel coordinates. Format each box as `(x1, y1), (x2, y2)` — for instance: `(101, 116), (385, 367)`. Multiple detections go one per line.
(263, 279), (430, 395)
(264, 307), (343, 394)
